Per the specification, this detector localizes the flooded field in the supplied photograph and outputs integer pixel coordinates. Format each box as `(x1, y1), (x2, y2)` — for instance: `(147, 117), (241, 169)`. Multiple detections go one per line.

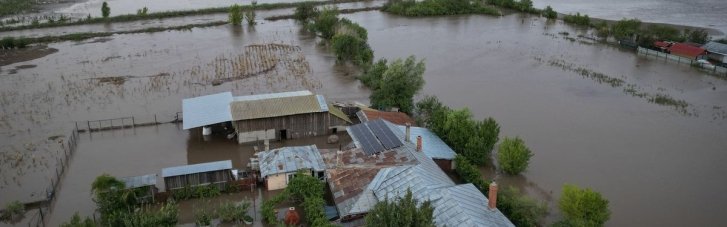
(1, 7), (727, 227)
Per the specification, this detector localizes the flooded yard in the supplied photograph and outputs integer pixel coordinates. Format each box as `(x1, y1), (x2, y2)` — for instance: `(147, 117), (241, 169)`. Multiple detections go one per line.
(1, 6), (727, 227)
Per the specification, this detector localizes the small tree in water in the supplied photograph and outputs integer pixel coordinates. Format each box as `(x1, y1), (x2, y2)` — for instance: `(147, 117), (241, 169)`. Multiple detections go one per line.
(497, 136), (533, 175)
(244, 9), (256, 26)
(555, 184), (610, 227)
(229, 4), (242, 26)
(101, 2), (110, 18)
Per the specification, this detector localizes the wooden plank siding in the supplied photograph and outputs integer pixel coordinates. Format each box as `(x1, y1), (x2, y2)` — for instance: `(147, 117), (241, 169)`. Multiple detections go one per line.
(163, 169), (232, 191)
(233, 112), (331, 139)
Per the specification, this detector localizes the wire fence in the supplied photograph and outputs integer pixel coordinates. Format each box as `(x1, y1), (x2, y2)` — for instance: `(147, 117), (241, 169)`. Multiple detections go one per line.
(637, 47), (727, 76)
(75, 112), (183, 133)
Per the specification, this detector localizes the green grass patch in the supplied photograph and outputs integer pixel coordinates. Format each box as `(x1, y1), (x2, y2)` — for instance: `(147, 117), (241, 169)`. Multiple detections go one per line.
(382, 0), (500, 17)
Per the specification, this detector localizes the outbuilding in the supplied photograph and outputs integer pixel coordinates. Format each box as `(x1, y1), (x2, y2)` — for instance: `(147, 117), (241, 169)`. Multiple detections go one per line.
(161, 160), (234, 191)
(703, 41), (727, 64)
(258, 145), (326, 191)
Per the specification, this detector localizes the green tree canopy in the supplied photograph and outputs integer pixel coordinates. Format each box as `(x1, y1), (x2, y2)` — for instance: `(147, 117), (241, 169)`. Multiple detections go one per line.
(497, 186), (547, 227)
(101, 2), (110, 18)
(310, 7), (339, 39)
(294, 1), (320, 23)
(557, 184), (610, 227)
(497, 137), (533, 175)
(611, 18), (641, 40)
(365, 189), (435, 227)
(369, 56), (426, 114)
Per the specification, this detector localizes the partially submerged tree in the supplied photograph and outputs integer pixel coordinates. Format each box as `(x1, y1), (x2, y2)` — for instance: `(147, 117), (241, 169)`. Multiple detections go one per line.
(542, 5), (557, 19)
(497, 137), (533, 175)
(101, 2), (110, 18)
(310, 6), (339, 39)
(556, 184), (610, 227)
(497, 186), (547, 227)
(365, 189), (435, 227)
(369, 56), (425, 114)
(294, 1), (319, 23)
(229, 4), (242, 26)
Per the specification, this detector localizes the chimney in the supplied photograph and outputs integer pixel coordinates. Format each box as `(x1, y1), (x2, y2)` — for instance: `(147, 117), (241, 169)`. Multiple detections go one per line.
(405, 123), (411, 142)
(488, 182), (498, 210)
(416, 136), (422, 152)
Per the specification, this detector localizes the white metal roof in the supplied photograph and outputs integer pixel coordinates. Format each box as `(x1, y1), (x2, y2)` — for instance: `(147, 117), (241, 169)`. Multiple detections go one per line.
(232, 90), (312, 102)
(161, 160), (233, 178)
(182, 92), (233, 130)
(258, 145), (325, 178)
(121, 174), (157, 189)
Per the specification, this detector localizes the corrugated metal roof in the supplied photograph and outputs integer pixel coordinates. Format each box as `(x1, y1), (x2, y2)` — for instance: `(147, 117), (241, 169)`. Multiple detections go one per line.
(182, 92), (233, 129)
(434, 184), (515, 227)
(258, 145), (325, 178)
(230, 94), (326, 121)
(328, 104), (352, 123)
(703, 41), (727, 55)
(121, 174), (157, 189)
(397, 126), (456, 160)
(161, 160), (232, 178)
(232, 90), (312, 102)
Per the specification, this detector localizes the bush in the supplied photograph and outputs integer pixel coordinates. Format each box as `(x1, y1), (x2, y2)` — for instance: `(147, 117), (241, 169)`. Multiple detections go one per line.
(497, 137), (533, 175)
(60, 212), (95, 227)
(557, 184), (610, 227)
(382, 0), (499, 16)
(194, 209), (213, 226)
(331, 29), (372, 66)
(542, 5), (557, 19)
(294, 1), (319, 23)
(261, 192), (289, 224)
(229, 4), (242, 25)
(310, 6), (339, 39)
(136, 7), (148, 16)
(218, 201), (251, 223)
(563, 12), (590, 26)
(497, 186), (547, 227)
(101, 2), (110, 18)
(611, 18), (641, 40)
(1, 200), (24, 221)
(683, 28), (709, 44)
(244, 8), (256, 26)
(454, 155), (489, 191)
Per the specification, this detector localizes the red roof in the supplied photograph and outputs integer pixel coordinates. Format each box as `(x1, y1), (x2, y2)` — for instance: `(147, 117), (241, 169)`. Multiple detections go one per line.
(668, 43), (706, 58)
(361, 110), (416, 126)
(654, 41), (671, 48)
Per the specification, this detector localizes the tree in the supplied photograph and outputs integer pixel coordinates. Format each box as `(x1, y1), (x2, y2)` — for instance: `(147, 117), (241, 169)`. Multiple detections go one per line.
(463, 117), (500, 165)
(310, 7), (339, 39)
(360, 59), (388, 90)
(497, 137), (533, 175)
(60, 212), (95, 227)
(101, 2), (110, 18)
(294, 1), (319, 23)
(557, 184), (610, 227)
(497, 186), (547, 227)
(716, 38), (727, 44)
(611, 18), (641, 40)
(370, 56), (425, 114)
(517, 0), (533, 13)
(684, 28), (709, 44)
(365, 189), (435, 227)
(229, 4), (242, 26)
(440, 108), (475, 152)
(542, 5), (557, 19)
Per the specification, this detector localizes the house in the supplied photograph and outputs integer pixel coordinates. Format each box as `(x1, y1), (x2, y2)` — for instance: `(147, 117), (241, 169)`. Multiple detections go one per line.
(398, 124), (456, 171)
(702, 41), (727, 64)
(324, 119), (514, 226)
(258, 145), (326, 191)
(356, 109), (416, 126)
(121, 174), (159, 203)
(667, 43), (706, 59)
(161, 160), (234, 191)
(181, 90), (352, 144)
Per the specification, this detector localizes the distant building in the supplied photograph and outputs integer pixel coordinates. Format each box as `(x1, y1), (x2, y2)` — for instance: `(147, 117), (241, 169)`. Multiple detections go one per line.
(258, 145), (326, 191)
(161, 160), (234, 191)
(703, 41), (727, 64)
(324, 119), (514, 226)
(181, 90), (351, 144)
(357, 109), (416, 126)
(667, 43), (706, 60)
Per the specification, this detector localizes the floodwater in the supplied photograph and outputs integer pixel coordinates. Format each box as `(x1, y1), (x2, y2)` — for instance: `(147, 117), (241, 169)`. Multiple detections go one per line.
(533, 0), (727, 36)
(2, 8), (727, 227)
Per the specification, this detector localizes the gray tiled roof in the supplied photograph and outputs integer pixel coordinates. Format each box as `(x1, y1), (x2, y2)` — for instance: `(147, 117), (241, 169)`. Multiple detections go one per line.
(397, 125), (456, 160)
(703, 41), (727, 55)
(121, 174), (157, 189)
(258, 145), (325, 178)
(182, 92), (233, 129)
(161, 160), (232, 178)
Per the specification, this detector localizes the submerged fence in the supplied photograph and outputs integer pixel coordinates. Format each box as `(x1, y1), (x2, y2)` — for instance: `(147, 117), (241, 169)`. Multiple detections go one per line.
(637, 47), (727, 76)
(75, 112), (183, 133)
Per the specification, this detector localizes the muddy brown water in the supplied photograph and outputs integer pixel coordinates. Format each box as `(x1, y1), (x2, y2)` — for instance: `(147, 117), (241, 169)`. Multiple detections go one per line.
(1, 10), (727, 227)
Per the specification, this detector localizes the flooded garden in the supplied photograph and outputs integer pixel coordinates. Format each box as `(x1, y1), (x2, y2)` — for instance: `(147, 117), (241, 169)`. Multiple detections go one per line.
(1, 0), (727, 226)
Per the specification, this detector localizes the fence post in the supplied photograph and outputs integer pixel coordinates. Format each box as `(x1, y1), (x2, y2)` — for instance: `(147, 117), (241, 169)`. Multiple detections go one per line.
(132, 117), (135, 128)
(154, 114), (157, 124)
(87, 121), (91, 132)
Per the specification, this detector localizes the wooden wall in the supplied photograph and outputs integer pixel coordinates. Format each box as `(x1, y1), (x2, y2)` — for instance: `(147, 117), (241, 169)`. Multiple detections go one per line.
(233, 112), (331, 139)
(164, 170), (232, 191)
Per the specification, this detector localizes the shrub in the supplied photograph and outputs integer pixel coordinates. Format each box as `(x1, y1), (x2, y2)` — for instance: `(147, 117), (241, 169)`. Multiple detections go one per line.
(218, 201), (250, 223)
(101, 2), (110, 18)
(542, 5), (557, 19)
(382, 0), (499, 16)
(563, 12), (590, 26)
(261, 192), (289, 224)
(1, 200), (24, 221)
(497, 186), (547, 227)
(194, 209), (213, 226)
(244, 8), (256, 26)
(557, 184), (610, 227)
(454, 155), (489, 191)
(229, 4), (242, 25)
(294, 1), (319, 23)
(310, 6), (339, 39)
(611, 18), (641, 40)
(136, 7), (148, 16)
(683, 28), (709, 44)
(497, 137), (533, 175)
(60, 212), (95, 227)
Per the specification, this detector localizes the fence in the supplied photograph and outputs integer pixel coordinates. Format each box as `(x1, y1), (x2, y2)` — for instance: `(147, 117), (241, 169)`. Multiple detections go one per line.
(637, 47), (727, 76)
(75, 112), (183, 133)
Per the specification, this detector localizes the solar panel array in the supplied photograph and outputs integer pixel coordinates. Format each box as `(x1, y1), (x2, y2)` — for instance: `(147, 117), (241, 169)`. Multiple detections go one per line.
(350, 123), (384, 155)
(368, 120), (403, 150)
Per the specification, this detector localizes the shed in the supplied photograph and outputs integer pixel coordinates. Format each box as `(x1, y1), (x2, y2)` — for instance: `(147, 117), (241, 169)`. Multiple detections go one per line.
(702, 41), (727, 64)
(258, 145), (325, 190)
(121, 174), (159, 203)
(182, 92), (233, 130)
(668, 43), (706, 59)
(161, 160), (233, 191)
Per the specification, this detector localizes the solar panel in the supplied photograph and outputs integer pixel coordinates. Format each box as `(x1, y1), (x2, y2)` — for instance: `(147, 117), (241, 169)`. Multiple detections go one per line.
(368, 120), (403, 150)
(351, 124), (384, 155)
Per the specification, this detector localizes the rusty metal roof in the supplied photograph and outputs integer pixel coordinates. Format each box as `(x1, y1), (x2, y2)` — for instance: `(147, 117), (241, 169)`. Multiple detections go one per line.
(358, 110), (416, 126)
(258, 145), (325, 178)
(230, 94), (328, 121)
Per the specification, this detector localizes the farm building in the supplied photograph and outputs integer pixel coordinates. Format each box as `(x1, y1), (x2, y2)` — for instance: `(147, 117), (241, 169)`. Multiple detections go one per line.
(667, 43), (706, 59)
(257, 145), (326, 191)
(161, 160), (234, 191)
(703, 41), (727, 64)
(325, 119), (514, 226)
(356, 109), (416, 126)
(121, 174), (159, 203)
(181, 91), (351, 144)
